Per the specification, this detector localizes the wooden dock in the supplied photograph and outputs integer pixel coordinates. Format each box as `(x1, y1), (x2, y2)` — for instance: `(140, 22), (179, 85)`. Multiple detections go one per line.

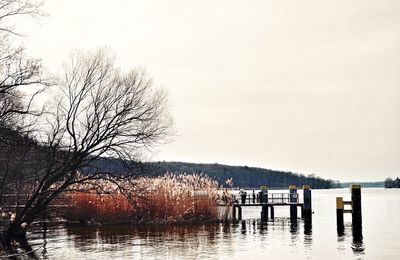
(0, 194), (70, 211)
(225, 185), (312, 222)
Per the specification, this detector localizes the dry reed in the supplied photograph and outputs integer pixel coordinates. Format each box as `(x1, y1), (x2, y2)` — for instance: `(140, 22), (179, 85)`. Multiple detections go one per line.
(62, 173), (231, 224)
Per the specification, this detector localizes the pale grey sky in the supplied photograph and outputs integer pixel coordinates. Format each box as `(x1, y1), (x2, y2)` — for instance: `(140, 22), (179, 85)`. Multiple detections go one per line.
(19, 0), (400, 181)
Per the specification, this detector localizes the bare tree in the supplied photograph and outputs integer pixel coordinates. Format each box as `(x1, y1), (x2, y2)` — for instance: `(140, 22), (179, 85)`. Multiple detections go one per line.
(0, 0), (46, 223)
(0, 0), (42, 35)
(53, 48), (171, 163)
(2, 48), (172, 253)
(0, 2), (171, 255)
(0, 45), (45, 127)
(0, 1), (49, 257)
(0, 0), (46, 126)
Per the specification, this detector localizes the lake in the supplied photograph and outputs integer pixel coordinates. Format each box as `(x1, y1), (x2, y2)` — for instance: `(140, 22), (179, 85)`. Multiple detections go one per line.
(26, 188), (400, 259)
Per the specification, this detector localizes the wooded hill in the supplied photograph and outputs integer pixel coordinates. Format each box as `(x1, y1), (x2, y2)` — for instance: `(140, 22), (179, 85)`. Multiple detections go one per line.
(84, 159), (336, 189)
(151, 161), (336, 189)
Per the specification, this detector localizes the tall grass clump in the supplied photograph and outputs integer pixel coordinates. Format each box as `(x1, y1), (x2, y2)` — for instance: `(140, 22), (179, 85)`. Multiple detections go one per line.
(131, 174), (220, 223)
(63, 193), (134, 224)
(62, 173), (230, 225)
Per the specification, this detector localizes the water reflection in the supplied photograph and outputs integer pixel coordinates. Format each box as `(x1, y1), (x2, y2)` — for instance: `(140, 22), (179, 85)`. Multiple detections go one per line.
(290, 219), (298, 234)
(23, 217), (319, 259)
(22, 189), (399, 259)
(303, 217), (312, 249)
(41, 222), (48, 259)
(351, 224), (364, 255)
(336, 221), (365, 257)
(258, 221), (267, 234)
(240, 221), (246, 235)
(304, 217), (312, 236)
(337, 223), (345, 237)
(67, 223), (219, 245)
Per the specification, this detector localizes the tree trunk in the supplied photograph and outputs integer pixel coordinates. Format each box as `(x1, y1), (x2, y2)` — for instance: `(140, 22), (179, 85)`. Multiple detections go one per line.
(1, 221), (38, 259)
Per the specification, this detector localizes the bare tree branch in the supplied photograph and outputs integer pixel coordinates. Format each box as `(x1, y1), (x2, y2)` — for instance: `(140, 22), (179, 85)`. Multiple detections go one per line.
(4, 48), (172, 227)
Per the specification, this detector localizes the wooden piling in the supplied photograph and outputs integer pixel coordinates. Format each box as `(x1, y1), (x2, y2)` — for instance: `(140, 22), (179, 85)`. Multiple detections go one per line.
(303, 185), (312, 220)
(290, 205), (297, 221)
(289, 185), (297, 221)
(351, 184), (362, 228)
(238, 207), (242, 220)
(252, 191), (255, 204)
(304, 213), (312, 235)
(232, 205), (236, 221)
(336, 197), (344, 235)
(261, 205), (268, 222)
(260, 186), (268, 203)
(351, 185), (363, 242)
(270, 206), (274, 219)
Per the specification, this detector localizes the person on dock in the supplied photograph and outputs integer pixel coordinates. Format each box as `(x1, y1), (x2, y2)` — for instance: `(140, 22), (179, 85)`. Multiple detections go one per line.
(239, 189), (247, 204)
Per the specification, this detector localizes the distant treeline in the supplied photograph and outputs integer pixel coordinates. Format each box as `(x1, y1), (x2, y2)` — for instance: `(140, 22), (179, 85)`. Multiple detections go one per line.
(384, 177), (400, 188)
(151, 161), (337, 189)
(339, 181), (384, 188)
(78, 159), (337, 189)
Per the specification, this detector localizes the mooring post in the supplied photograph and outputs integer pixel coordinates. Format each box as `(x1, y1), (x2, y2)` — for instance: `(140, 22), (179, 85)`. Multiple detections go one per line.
(260, 185), (268, 203)
(232, 205), (236, 221)
(351, 184), (362, 229)
(289, 185), (297, 221)
(260, 185), (268, 222)
(238, 206), (242, 220)
(252, 190), (255, 204)
(261, 205), (268, 222)
(336, 197), (344, 235)
(270, 206), (274, 219)
(303, 185), (312, 220)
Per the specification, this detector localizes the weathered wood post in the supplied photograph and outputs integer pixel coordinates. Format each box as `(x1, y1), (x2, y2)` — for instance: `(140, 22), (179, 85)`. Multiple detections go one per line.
(351, 185), (362, 231)
(270, 206), (274, 219)
(261, 205), (268, 222)
(261, 186), (268, 222)
(303, 185), (312, 221)
(289, 185), (297, 221)
(260, 186), (268, 203)
(238, 206), (242, 220)
(252, 190), (255, 204)
(336, 197), (344, 235)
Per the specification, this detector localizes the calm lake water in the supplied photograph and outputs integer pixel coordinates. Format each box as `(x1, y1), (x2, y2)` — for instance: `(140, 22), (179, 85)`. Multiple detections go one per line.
(26, 188), (400, 259)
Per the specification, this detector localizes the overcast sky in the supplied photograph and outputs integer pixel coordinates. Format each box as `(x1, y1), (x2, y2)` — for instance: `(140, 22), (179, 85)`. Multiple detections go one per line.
(19, 0), (400, 182)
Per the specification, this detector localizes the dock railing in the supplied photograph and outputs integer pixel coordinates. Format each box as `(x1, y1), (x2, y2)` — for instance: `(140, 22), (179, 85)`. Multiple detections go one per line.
(231, 192), (300, 205)
(228, 185), (312, 222)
